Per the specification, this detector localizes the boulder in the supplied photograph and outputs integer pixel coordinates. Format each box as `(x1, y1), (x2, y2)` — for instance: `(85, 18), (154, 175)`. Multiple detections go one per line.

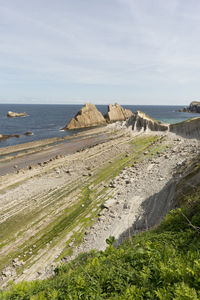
(7, 111), (28, 117)
(126, 111), (169, 132)
(104, 103), (133, 123)
(63, 103), (106, 130)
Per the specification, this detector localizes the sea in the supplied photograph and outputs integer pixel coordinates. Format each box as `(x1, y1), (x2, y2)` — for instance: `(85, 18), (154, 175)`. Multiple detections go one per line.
(0, 104), (199, 148)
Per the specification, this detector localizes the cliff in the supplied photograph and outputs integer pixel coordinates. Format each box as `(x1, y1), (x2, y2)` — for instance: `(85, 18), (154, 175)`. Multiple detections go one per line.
(126, 111), (169, 132)
(104, 103), (133, 123)
(179, 101), (200, 113)
(169, 117), (200, 139)
(63, 103), (106, 130)
(7, 111), (28, 118)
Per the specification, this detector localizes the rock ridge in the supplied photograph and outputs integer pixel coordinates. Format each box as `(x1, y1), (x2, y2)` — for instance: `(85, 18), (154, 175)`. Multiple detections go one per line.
(126, 111), (169, 132)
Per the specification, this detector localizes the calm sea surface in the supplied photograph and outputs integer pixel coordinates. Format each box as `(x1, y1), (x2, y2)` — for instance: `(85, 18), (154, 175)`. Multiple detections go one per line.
(0, 104), (199, 148)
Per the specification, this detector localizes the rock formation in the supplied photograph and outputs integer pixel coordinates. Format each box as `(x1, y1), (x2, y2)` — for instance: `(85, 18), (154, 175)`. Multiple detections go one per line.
(0, 133), (20, 140)
(7, 111), (28, 118)
(24, 132), (33, 136)
(169, 117), (200, 139)
(179, 101), (200, 113)
(63, 103), (106, 130)
(126, 111), (169, 132)
(104, 103), (133, 123)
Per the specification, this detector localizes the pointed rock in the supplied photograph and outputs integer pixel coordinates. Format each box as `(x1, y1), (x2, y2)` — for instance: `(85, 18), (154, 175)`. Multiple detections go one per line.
(104, 103), (133, 123)
(63, 103), (106, 130)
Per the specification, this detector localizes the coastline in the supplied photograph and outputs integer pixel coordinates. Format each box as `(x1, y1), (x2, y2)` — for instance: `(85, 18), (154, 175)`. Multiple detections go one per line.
(0, 123), (199, 287)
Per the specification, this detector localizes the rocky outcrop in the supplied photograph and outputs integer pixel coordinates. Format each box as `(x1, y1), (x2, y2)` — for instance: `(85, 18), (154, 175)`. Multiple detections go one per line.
(0, 133), (20, 140)
(169, 117), (200, 139)
(125, 110), (200, 139)
(63, 103), (106, 130)
(7, 111), (28, 118)
(104, 103), (133, 123)
(24, 132), (33, 136)
(179, 101), (200, 113)
(126, 111), (169, 132)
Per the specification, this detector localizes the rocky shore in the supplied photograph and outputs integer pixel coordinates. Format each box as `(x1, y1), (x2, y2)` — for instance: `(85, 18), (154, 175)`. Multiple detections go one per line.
(0, 114), (200, 287)
(179, 101), (200, 113)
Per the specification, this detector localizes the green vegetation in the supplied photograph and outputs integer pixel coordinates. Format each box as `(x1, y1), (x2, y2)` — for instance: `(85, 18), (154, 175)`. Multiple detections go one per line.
(1, 160), (200, 299)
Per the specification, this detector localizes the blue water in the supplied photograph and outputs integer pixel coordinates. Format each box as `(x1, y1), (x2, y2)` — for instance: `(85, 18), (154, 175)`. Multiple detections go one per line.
(0, 104), (199, 148)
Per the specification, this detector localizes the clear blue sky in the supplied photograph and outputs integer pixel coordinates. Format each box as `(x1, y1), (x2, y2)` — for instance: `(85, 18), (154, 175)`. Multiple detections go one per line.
(0, 0), (200, 105)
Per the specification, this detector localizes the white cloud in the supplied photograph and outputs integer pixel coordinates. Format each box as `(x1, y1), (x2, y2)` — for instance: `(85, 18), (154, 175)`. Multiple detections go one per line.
(0, 0), (200, 104)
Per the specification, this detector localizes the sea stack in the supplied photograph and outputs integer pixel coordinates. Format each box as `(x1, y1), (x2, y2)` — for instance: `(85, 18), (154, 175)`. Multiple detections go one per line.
(63, 103), (107, 130)
(104, 103), (133, 123)
(7, 111), (28, 118)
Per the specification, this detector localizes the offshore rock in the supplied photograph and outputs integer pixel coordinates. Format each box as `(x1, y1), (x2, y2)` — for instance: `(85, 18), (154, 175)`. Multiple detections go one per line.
(63, 103), (106, 130)
(179, 101), (200, 113)
(126, 111), (169, 132)
(0, 133), (20, 140)
(104, 103), (133, 123)
(7, 111), (28, 118)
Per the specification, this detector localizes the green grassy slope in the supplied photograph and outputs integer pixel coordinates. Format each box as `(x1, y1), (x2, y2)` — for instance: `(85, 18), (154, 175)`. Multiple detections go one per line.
(1, 163), (200, 299)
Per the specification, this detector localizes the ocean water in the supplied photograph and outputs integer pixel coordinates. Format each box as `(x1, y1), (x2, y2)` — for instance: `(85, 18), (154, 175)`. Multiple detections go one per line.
(0, 104), (199, 148)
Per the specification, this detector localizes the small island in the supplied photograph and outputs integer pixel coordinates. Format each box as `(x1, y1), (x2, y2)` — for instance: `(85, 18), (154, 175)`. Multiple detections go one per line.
(7, 111), (28, 118)
(179, 101), (200, 113)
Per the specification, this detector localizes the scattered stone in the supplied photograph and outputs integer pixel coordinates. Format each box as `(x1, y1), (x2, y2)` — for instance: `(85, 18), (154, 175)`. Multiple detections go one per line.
(102, 199), (116, 209)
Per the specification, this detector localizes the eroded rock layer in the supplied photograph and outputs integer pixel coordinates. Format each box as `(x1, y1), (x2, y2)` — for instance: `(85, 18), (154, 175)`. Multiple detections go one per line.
(63, 103), (106, 130)
(126, 111), (169, 132)
(169, 118), (200, 139)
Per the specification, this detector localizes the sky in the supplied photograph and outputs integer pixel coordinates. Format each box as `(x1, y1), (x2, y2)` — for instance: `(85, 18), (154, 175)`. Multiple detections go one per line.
(0, 0), (200, 105)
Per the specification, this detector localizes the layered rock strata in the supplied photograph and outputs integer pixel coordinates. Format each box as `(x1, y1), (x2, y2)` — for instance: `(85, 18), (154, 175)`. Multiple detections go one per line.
(63, 103), (106, 130)
(126, 111), (169, 132)
(7, 111), (28, 117)
(169, 118), (200, 139)
(104, 103), (133, 123)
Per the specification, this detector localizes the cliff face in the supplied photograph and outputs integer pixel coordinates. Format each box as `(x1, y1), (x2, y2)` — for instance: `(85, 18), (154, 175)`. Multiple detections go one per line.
(180, 101), (200, 113)
(126, 111), (169, 132)
(169, 118), (200, 139)
(7, 111), (28, 117)
(63, 103), (106, 130)
(104, 103), (133, 123)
